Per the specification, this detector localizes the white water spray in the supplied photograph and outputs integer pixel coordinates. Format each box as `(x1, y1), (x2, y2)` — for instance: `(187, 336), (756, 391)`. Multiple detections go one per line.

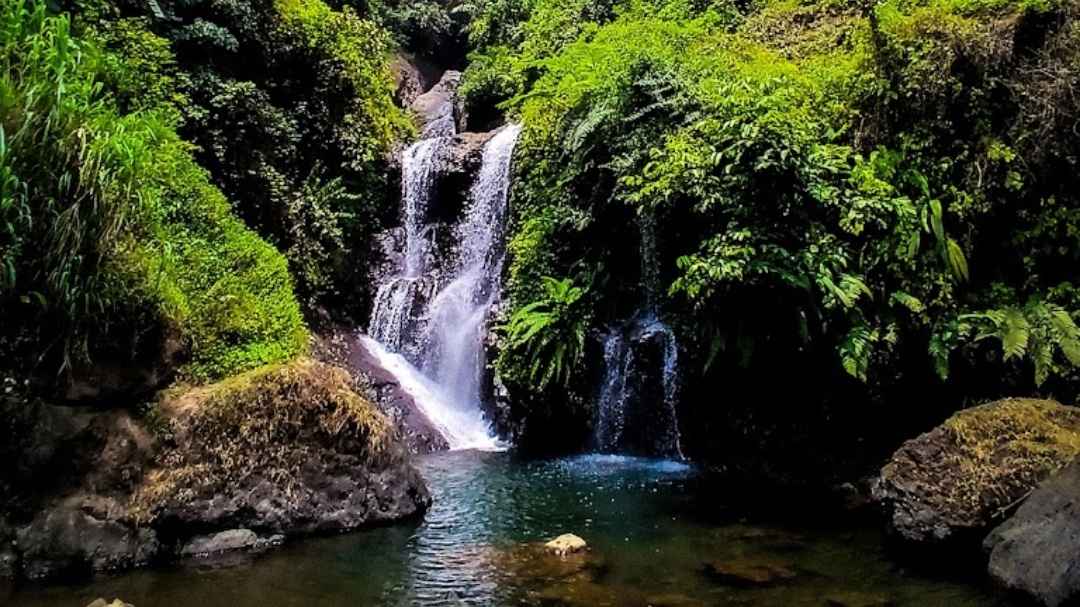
(367, 122), (521, 451)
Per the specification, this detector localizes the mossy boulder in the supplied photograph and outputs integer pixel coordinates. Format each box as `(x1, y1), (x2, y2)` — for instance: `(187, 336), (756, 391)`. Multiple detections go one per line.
(873, 398), (1080, 546)
(6, 359), (430, 582)
(132, 358), (431, 534)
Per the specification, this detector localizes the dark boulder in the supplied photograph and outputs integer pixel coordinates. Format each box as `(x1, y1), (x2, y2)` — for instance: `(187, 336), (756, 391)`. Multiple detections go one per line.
(984, 458), (1080, 607)
(15, 497), (160, 580)
(873, 398), (1080, 547)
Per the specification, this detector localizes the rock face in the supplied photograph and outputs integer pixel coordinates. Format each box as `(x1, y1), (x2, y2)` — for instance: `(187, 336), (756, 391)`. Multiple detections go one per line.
(314, 328), (449, 454)
(3, 359), (430, 582)
(873, 398), (1080, 547)
(984, 459), (1080, 607)
(389, 52), (441, 107)
(410, 70), (463, 137)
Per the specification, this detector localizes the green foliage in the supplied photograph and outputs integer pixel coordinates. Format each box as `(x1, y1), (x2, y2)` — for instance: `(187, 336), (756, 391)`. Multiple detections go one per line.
(100, 0), (413, 315)
(503, 276), (591, 388)
(478, 0), (1080, 402)
(956, 298), (1080, 386)
(0, 0), (305, 379)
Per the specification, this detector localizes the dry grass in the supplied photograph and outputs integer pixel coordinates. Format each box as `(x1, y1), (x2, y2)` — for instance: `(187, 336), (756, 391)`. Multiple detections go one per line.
(941, 398), (1080, 519)
(131, 358), (391, 522)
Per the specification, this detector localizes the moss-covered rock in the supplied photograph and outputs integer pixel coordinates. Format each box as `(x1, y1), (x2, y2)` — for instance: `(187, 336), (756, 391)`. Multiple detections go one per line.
(5, 359), (429, 582)
(132, 358), (430, 534)
(873, 398), (1080, 546)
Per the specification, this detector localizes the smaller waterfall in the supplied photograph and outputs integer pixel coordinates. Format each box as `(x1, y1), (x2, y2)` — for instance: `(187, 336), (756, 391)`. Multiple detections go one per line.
(594, 214), (684, 459)
(369, 137), (448, 353)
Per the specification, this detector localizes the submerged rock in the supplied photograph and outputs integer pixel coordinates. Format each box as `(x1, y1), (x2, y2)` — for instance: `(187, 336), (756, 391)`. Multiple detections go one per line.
(873, 398), (1080, 547)
(984, 459), (1080, 607)
(180, 529), (283, 558)
(823, 591), (894, 607)
(545, 534), (588, 557)
(86, 599), (133, 607)
(86, 596), (135, 604)
(702, 557), (797, 587)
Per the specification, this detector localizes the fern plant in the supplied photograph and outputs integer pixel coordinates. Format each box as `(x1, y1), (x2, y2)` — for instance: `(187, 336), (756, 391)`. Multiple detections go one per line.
(504, 276), (590, 388)
(958, 299), (1080, 386)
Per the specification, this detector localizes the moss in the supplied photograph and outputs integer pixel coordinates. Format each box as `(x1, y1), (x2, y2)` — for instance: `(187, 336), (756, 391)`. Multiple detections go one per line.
(131, 359), (390, 523)
(942, 398), (1080, 514)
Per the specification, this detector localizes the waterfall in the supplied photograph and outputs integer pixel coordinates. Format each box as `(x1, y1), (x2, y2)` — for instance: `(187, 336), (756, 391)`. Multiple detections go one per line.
(594, 214), (685, 459)
(369, 137), (447, 354)
(424, 124), (522, 409)
(366, 123), (522, 451)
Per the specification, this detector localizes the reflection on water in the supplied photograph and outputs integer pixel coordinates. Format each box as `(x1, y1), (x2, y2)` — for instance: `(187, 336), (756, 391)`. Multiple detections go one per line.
(5, 451), (1010, 606)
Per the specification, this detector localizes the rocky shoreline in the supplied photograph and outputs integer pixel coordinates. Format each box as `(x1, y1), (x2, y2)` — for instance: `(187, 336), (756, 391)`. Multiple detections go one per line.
(0, 359), (430, 584)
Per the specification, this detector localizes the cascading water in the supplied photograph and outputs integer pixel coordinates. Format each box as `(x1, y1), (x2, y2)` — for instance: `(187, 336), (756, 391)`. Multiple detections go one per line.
(369, 137), (447, 354)
(594, 213), (685, 459)
(365, 121), (522, 451)
(424, 124), (522, 409)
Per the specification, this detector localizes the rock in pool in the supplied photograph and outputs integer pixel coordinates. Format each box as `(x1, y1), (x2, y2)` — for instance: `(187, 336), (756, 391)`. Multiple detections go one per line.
(545, 533), (588, 556)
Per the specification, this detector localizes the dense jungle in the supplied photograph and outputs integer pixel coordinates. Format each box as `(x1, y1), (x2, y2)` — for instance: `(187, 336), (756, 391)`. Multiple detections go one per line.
(4, 0), (1080, 604)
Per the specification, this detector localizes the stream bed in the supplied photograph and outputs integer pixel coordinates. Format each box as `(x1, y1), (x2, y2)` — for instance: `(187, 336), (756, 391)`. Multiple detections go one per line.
(5, 450), (1011, 606)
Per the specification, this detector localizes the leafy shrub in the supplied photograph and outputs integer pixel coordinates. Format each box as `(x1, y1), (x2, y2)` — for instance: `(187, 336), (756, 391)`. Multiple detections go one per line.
(478, 0), (1080, 413)
(503, 276), (591, 387)
(0, 0), (305, 380)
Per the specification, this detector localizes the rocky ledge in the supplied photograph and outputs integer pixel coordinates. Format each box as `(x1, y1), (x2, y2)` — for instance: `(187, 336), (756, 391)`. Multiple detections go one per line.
(0, 359), (430, 582)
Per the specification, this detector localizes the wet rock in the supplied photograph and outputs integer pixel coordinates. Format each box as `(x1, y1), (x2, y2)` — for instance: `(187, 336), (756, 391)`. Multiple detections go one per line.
(703, 558), (797, 587)
(984, 459), (1080, 607)
(389, 52), (441, 107)
(823, 591), (894, 607)
(445, 131), (497, 176)
(317, 330), (449, 455)
(180, 529), (283, 558)
(545, 534), (588, 556)
(873, 398), (1080, 547)
(15, 498), (160, 580)
(410, 70), (462, 138)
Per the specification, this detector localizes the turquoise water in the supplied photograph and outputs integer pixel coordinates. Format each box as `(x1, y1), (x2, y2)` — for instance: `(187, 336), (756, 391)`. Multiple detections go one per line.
(4, 451), (1010, 606)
